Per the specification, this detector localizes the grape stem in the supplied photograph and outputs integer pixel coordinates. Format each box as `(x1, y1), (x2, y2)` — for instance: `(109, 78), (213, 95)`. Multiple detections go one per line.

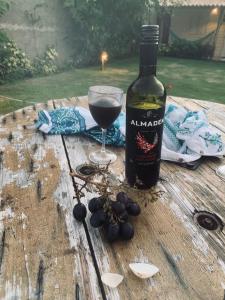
(70, 171), (114, 200)
(70, 172), (113, 188)
(70, 164), (165, 206)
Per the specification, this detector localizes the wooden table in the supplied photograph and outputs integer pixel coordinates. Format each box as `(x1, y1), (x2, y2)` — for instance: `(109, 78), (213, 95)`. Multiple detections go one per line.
(0, 96), (225, 300)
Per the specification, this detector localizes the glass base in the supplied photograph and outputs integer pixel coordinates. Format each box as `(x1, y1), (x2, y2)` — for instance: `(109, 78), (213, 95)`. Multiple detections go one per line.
(216, 165), (225, 181)
(89, 149), (117, 164)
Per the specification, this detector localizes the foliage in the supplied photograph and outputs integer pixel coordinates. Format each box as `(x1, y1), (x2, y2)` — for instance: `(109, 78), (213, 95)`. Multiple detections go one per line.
(0, 41), (58, 83)
(0, 0), (58, 82)
(0, 30), (9, 43)
(0, 0), (9, 17)
(33, 47), (58, 75)
(0, 0), (10, 48)
(159, 31), (214, 59)
(0, 41), (33, 83)
(63, 0), (160, 66)
(169, 40), (213, 59)
(144, 0), (182, 23)
(159, 42), (213, 59)
(159, 44), (171, 56)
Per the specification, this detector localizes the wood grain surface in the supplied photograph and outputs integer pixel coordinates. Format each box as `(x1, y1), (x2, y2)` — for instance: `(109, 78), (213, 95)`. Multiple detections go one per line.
(0, 96), (225, 300)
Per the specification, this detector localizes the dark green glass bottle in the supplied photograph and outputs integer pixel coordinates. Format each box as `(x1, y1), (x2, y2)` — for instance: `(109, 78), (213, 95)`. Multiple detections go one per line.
(125, 25), (166, 189)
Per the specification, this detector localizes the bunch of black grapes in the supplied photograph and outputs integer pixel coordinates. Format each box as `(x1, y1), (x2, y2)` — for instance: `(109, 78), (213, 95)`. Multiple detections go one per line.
(73, 192), (141, 242)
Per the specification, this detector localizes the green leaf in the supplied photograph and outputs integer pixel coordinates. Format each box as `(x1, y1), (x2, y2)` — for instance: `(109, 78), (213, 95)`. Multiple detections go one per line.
(0, 0), (10, 17)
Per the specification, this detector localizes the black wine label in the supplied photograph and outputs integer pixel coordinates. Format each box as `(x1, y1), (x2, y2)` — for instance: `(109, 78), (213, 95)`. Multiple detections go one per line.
(126, 106), (165, 166)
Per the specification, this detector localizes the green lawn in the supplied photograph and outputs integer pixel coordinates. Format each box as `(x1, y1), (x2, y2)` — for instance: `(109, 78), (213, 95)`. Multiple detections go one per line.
(0, 56), (225, 114)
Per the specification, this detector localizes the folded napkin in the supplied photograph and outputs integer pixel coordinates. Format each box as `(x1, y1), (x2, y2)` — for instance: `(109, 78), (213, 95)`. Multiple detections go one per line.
(36, 104), (225, 163)
(36, 107), (125, 147)
(162, 104), (224, 162)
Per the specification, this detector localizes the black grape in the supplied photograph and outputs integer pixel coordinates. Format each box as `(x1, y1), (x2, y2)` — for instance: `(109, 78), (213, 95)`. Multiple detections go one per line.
(90, 209), (107, 228)
(126, 202), (141, 216)
(120, 222), (134, 240)
(88, 197), (104, 213)
(119, 211), (129, 222)
(116, 192), (130, 206)
(111, 201), (125, 215)
(106, 223), (120, 242)
(73, 203), (87, 221)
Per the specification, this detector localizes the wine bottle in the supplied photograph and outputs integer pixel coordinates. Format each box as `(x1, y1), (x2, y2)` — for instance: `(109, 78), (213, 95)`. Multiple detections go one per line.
(125, 25), (166, 189)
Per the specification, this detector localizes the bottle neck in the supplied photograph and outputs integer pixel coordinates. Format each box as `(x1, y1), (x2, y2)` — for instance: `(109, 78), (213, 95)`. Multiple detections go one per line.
(139, 43), (158, 76)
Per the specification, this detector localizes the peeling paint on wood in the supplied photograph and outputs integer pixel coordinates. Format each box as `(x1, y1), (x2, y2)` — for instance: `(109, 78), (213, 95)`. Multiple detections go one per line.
(0, 102), (103, 299)
(160, 243), (187, 290)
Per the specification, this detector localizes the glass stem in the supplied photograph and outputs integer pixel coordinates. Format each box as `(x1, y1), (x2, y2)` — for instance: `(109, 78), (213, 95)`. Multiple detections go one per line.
(101, 128), (106, 153)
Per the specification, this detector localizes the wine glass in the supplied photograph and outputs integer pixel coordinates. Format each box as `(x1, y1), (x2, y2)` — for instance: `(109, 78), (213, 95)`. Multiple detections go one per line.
(88, 85), (123, 164)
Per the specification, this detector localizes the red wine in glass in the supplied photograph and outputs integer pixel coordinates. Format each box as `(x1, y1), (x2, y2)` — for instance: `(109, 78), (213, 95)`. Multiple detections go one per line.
(89, 98), (122, 129)
(88, 86), (124, 164)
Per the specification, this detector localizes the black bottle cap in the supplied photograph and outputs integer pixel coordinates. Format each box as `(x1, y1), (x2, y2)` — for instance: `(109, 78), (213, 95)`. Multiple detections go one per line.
(141, 25), (159, 44)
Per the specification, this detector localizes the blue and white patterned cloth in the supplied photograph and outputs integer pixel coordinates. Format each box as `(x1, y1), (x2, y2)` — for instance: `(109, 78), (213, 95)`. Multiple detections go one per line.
(36, 104), (225, 162)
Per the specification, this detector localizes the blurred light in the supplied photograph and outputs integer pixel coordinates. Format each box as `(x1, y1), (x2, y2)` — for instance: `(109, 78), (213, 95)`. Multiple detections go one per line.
(100, 51), (108, 70)
(101, 51), (108, 63)
(211, 8), (219, 15)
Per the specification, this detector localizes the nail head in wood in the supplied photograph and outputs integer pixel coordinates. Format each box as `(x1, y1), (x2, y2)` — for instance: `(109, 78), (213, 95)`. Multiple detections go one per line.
(8, 132), (13, 142)
(193, 210), (224, 232)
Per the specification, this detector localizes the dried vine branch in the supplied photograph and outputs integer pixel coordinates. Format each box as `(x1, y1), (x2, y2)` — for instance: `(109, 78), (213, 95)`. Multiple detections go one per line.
(70, 163), (165, 206)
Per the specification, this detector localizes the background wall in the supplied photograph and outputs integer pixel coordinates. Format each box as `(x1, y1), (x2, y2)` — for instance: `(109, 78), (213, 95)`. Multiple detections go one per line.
(171, 7), (218, 40)
(170, 7), (225, 60)
(0, 0), (74, 62)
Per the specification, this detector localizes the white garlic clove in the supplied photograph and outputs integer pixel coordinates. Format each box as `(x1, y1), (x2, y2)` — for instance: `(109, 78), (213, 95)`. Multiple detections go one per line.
(101, 272), (124, 288)
(129, 263), (159, 279)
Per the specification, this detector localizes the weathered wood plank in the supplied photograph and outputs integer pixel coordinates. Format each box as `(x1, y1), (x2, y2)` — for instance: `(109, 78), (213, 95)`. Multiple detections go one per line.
(2, 96), (225, 300)
(60, 96), (225, 300)
(0, 102), (103, 299)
